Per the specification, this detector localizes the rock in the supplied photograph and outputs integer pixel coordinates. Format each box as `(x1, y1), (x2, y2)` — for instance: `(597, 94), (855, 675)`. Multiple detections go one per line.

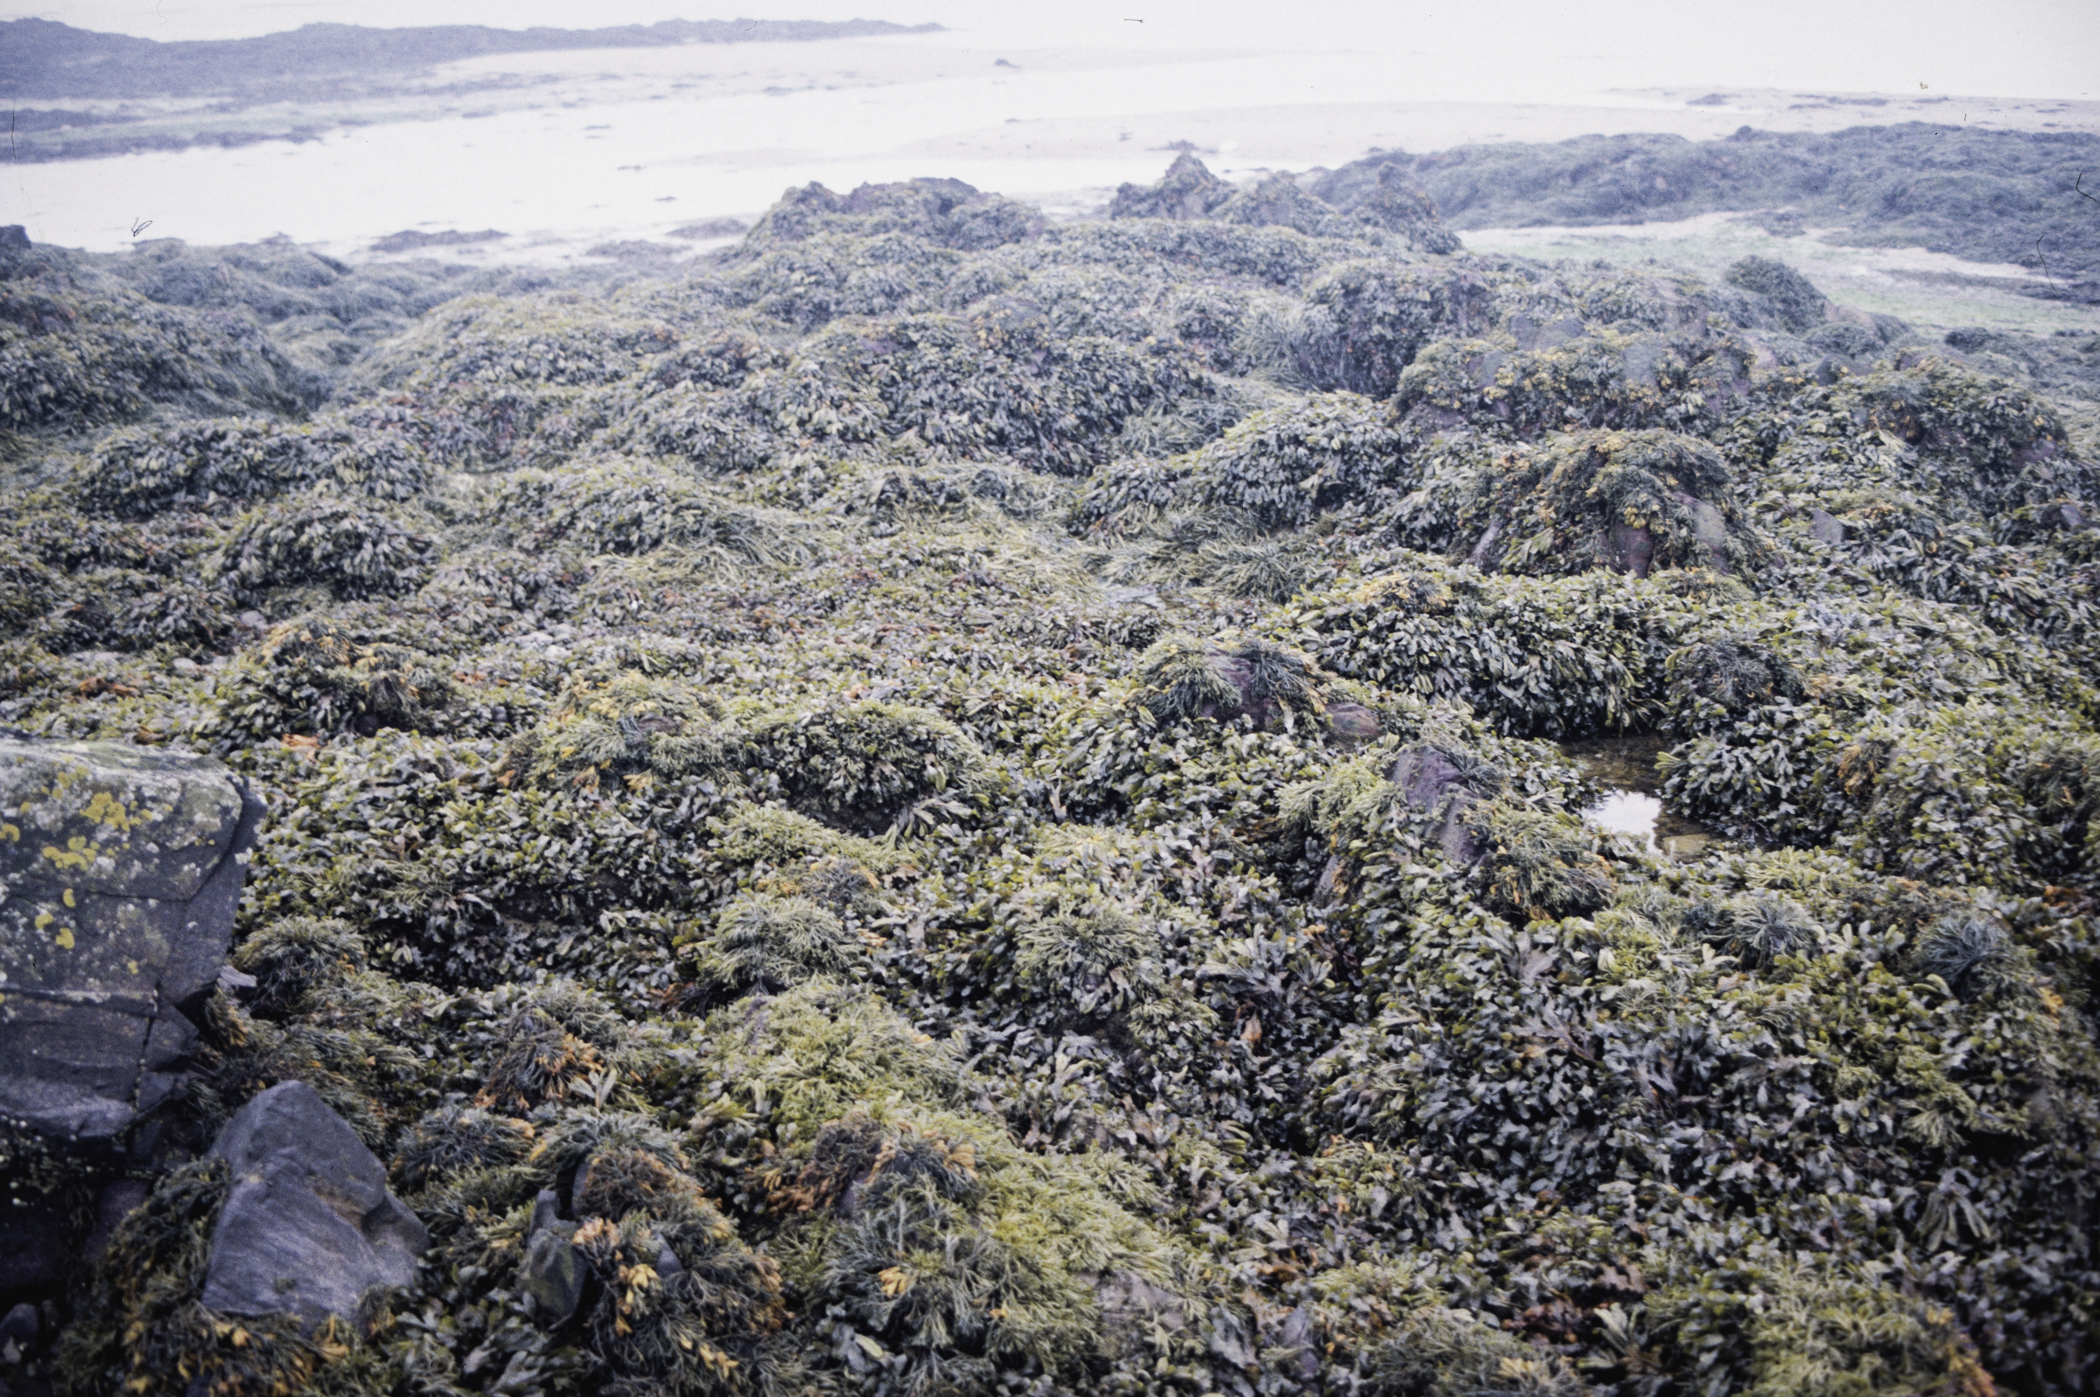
(1603, 520), (1657, 578)
(1811, 508), (1846, 545)
(0, 227), (28, 251)
(528, 1186), (562, 1238)
(1622, 340), (1669, 388)
(1323, 702), (1382, 741)
(0, 738), (265, 1140)
(1109, 152), (1233, 221)
(520, 1189), (585, 1327)
(1674, 491), (1733, 571)
(1389, 746), (1486, 864)
(522, 1229), (587, 1325)
(0, 1302), (35, 1348)
(1214, 172), (1334, 236)
(200, 1081), (429, 1330)
(1465, 514), (1507, 570)
(0, 1206), (68, 1291)
(83, 1177), (151, 1263)
(1725, 255), (1826, 332)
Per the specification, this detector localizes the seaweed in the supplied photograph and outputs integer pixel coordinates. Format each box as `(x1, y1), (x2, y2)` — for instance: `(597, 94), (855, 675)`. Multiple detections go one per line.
(7, 160), (2100, 1397)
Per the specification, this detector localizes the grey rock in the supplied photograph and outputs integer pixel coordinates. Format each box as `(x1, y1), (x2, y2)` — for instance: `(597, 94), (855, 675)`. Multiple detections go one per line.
(0, 226), (28, 251)
(0, 1206), (69, 1291)
(1603, 520), (1656, 579)
(528, 1186), (563, 1238)
(0, 738), (265, 1140)
(522, 1228), (587, 1327)
(522, 1186), (585, 1327)
(1464, 513), (1507, 571)
(1622, 340), (1669, 388)
(201, 1081), (428, 1330)
(1389, 747), (1486, 865)
(1323, 702), (1382, 741)
(84, 1176), (151, 1262)
(1108, 152), (1233, 220)
(1673, 490), (1733, 572)
(0, 1302), (36, 1347)
(1810, 508), (1846, 546)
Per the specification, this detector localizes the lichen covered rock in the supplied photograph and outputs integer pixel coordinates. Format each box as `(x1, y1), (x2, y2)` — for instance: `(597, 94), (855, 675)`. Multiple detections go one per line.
(0, 736), (263, 1138)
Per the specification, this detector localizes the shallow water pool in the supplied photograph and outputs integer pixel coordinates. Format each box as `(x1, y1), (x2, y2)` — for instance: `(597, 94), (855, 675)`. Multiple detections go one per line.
(1559, 733), (1716, 859)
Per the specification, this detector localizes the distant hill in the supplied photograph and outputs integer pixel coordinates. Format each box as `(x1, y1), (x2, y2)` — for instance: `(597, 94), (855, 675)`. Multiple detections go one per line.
(0, 16), (943, 100)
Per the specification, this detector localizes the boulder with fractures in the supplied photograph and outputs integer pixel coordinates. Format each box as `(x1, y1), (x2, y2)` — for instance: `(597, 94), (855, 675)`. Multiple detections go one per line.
(0, 737), (264, 1140)
(201, 1081), (429, 1329)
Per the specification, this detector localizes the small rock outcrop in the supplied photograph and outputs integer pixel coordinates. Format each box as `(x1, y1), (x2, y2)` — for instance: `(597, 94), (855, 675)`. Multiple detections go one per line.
(1109, 152), (1234, 221)
(200, 1081), (429, 1329)
(0, 737), (265, 1140)
(1390, 746), (1489, 864)
(519, 1189), (586, 1326)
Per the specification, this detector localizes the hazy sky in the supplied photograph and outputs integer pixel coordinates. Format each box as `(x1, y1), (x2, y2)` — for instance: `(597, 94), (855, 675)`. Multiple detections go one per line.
(7, 0), (2097, 102)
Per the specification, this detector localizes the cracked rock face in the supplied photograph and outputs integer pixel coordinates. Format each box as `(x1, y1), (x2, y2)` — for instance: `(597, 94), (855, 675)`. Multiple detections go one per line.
(202, 1081), (430, 1329)
(0, 737), (265, 1139)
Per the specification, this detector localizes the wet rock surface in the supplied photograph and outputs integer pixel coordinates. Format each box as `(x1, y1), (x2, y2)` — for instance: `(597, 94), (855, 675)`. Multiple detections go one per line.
(199, 1081), (428, 1329)
(0, 738), (263, 1140)
(519, 1189), (586, 1327)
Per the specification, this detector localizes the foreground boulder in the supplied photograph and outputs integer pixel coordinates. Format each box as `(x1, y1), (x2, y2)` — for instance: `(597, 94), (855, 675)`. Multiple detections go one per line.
(201, 1081), (429, 1329)
(0, 737), (264, 1140)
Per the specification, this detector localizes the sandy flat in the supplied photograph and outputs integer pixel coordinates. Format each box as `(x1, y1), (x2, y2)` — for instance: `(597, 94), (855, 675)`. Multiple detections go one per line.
(8, 28), (2095, 259)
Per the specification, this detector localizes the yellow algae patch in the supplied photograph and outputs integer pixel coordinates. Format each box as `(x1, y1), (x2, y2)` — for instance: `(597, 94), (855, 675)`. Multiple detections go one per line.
(1, 822), (17, 842)
(42, 835), (97, 871)
(56, 927), (74, 950)
(84, 790), (139, 833)
(63, 888), (76, 908)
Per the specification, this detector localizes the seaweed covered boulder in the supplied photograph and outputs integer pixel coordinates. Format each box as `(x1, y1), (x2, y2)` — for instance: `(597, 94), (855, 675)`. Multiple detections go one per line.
(0, 737), (264, 1139)
(740, 176), (1042, 253)
(200, 1080), (429, 1329)
(82, 414), (430, 518)
(1388, 428), (1763, 578)
(1109, 152), (1237, 221)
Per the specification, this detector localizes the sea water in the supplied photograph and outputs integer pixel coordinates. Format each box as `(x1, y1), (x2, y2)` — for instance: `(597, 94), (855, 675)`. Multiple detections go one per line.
(6, 0), (2091, 258)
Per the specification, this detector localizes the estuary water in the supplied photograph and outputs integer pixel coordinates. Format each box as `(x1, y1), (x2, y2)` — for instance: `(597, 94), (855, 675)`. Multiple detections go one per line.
(4, 0), (2094, 260)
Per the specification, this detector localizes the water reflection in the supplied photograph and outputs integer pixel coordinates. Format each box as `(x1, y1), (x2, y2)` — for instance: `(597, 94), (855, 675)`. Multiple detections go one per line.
(1558, 733), (1715, 859)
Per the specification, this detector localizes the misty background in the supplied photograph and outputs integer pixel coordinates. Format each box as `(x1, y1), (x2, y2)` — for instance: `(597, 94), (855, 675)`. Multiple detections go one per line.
(0, 0), (2095, 268)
